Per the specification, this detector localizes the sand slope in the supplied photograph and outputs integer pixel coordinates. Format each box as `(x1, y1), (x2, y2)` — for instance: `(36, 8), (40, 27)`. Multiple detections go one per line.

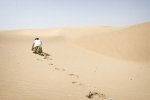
(0, 22), (150, 100)
(63, 22), (150, 62)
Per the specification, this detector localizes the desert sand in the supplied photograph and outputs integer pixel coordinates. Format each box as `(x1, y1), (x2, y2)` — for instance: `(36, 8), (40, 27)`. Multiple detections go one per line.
(0, 22), (150, 100)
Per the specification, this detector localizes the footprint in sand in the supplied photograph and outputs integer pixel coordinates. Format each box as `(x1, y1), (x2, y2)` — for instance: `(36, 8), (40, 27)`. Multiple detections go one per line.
(86, 91), (106, 100)
(72, 81), (78, 84)
(69, 73), (79, 78)
(55, 67), (60, 70)
(78, 83), (86, 86)
(54, 67), (66, 72)
(71, 81), (86, 86)
(61, 69), (66, 71)
(48, 63), (54, 66)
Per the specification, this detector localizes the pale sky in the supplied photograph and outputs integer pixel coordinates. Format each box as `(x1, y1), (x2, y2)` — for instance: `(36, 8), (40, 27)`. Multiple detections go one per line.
(0, 0), (150, 29)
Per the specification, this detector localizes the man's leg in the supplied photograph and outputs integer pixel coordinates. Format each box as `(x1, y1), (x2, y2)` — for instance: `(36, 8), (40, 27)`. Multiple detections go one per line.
(37, 46), (42, 54)
(33, 46), (38, 53)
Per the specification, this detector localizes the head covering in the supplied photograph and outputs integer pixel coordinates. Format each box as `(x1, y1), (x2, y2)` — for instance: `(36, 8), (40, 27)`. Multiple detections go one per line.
(35, 38), (39, 40)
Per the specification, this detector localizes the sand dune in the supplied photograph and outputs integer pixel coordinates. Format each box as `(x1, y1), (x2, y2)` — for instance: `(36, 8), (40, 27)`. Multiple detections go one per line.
(63, 22), (150, 62)
(0, 22), (150, 100)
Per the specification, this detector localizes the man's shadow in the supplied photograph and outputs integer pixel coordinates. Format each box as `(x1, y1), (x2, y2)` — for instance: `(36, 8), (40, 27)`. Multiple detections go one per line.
(33, 52), (50, 57)
(40, 52), (50, 56)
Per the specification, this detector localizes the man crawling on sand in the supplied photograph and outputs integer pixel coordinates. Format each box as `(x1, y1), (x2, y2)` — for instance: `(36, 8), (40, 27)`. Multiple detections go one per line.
(32, 38), (43, 55)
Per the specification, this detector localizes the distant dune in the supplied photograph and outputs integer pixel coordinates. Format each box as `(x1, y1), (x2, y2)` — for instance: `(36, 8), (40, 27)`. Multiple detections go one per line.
(63, 22), (150, 62)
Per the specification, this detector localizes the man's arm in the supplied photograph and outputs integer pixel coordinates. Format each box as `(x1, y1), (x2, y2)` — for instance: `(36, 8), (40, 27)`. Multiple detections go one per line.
(32, 43), (34, 51)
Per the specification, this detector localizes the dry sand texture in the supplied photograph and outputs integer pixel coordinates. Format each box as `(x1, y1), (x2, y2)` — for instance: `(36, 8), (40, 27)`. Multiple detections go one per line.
(0, 22), (150, 100)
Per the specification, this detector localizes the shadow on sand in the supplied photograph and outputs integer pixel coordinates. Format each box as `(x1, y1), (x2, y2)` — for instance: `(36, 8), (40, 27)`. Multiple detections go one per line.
(33, 52), (50, 57)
